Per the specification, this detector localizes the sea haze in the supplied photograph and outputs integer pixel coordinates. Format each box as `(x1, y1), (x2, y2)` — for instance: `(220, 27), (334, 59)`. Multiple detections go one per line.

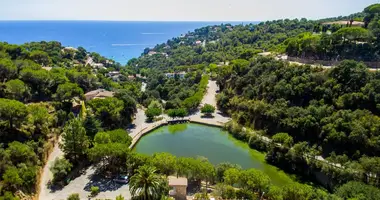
(0, 21), (258, 64)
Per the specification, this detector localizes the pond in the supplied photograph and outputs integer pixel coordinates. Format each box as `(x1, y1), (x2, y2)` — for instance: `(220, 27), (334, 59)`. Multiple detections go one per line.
(134, 123), (294, 185)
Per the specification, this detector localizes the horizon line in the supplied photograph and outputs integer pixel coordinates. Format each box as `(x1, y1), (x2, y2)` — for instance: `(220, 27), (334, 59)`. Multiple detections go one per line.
(0, 19), (262, 22)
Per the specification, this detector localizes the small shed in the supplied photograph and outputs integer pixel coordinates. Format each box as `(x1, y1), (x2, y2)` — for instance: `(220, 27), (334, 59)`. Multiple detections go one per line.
(168, 176), (188, 200)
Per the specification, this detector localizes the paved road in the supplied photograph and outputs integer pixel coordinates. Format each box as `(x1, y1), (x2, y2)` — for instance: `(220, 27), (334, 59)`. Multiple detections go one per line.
(39, 137), (64, 200)
(190, 80), (230, 124)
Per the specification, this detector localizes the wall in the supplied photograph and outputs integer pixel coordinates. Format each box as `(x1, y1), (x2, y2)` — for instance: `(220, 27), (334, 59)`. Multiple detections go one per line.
(287, 56), (380, 69)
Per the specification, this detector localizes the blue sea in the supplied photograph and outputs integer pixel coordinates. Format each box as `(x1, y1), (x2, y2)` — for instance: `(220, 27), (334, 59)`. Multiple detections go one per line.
(0, 21), (256, 64)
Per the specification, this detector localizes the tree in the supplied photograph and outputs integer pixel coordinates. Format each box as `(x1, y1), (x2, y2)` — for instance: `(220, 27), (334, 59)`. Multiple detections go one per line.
(19, 68), (52, 99)
(151, 152), (177, 176)
(272, 133), (294, 148)
(145, 107), (162, 122)
(55, 83), (84, 102)
(335, 181), (380, 200)
(215, 162), (241, 182)
(333, 27), (370, 43)
(87, 97), (125, 129)
(83, 113), (102, 139)
(330, 60), (370, 93)
(60, 118), (89, 162)
(4, 141), (38, 167)
(223, 168), (242, 186)
(129, 165), (168, 200)
(2, 167), (23, 191)
(29, 50), (51, 66)
(4, 79), (30, 102)
(74, 46), (87, 61)
(167, 108), (188, 118)
(241, 168), (271, 194)
(0, 58), (17, 82)
(50, 158), (72, 183)
(0, 98), (28, 129)
(282, 183), (313, 200)
(201, 104), (215, 116)
(26, 103), (54, 136)
(214, 183), (236, 199)
(266, 185), (284, 200)
(88, 129), (132, 172)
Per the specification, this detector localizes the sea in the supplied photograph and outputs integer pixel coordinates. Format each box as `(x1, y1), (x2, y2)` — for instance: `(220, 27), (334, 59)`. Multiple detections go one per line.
(0, 21), (257, 64)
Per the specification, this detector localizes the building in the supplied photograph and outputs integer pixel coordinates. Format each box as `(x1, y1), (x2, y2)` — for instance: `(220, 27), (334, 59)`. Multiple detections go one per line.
(322, 21), (365, 27)
(148, 51), (157, 56)
(168, 176), (187, 200)
(127, 75), (135, 80)
(195, 40), (202, 46)
(84, 89), (114, 101)
(63, 46), (78, 51)
(42, 66), (52, 71)
(165, 72), (186, 79)
(106, 71), (121, 77)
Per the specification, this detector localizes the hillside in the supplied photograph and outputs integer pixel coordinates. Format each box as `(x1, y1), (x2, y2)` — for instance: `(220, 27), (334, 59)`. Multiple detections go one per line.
(0, 41), (140, 199)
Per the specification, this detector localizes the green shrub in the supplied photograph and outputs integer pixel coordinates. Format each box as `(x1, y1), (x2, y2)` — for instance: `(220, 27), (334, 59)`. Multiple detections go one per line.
(115, 195), (125, 200)
(91, 186), (100, 196)
(67, 193), (80, 200)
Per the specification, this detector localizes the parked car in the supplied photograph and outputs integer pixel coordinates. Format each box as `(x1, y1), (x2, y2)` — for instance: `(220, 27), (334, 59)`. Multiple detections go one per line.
(114, 175), (129, 184)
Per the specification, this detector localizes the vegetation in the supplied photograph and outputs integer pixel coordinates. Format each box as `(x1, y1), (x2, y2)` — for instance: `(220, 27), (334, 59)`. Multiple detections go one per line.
(129, 165), (169, 200)
(50, 158), (73, 184)
(201, 104), (216, 116)
(0, 41), (138, 198)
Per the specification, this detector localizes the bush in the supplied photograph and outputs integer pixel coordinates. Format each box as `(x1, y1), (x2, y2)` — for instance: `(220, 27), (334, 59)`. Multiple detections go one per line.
(167, 108), (188, 118)
(116, 195), (125, 200)
(145, 107), (162, 121)
(201, 104), (215, 115)
(193, 192), (209, 200)
(90, 186), (100, 196)
(67, 193), (80, 200)
(50, 158), (72, 183)
(272, 132), (294, 147)
(236, 188), (257, 199)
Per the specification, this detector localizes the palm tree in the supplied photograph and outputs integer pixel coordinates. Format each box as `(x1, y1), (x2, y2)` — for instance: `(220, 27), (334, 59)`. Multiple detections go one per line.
(129, 165), (168, 200)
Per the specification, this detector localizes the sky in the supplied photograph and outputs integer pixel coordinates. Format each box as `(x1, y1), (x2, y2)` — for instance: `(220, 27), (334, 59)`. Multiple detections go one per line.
(0, 0), (378, 21)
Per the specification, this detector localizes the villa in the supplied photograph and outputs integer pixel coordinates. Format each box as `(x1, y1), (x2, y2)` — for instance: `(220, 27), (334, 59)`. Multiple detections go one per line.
(148, 51), (157, 56)
(168, 176), (188, 200)
(84, 89), (114, 101)
(165, 71), (186, 79)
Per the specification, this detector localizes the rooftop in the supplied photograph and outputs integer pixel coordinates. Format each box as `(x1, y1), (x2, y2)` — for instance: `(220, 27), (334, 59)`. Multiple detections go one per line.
(85, 89), (114, 101)
(322, 21), (364, 26)
(168, 176), (187, 186)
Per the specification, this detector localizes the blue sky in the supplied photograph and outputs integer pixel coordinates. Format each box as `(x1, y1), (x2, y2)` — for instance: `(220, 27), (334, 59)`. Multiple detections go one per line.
(0, 0), (378, 21)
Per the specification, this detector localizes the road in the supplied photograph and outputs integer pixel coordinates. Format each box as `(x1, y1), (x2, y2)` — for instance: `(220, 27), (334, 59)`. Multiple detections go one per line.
(189, 80), (230, 125)
(39, 137), (64, 200)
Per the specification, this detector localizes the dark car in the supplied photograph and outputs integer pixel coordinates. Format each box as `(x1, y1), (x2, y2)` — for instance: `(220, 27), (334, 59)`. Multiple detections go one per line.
(114, 175), (129, 184)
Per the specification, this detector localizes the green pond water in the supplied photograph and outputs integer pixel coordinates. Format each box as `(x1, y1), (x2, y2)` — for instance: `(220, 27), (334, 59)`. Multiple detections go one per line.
(134, 123), (294, 185)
